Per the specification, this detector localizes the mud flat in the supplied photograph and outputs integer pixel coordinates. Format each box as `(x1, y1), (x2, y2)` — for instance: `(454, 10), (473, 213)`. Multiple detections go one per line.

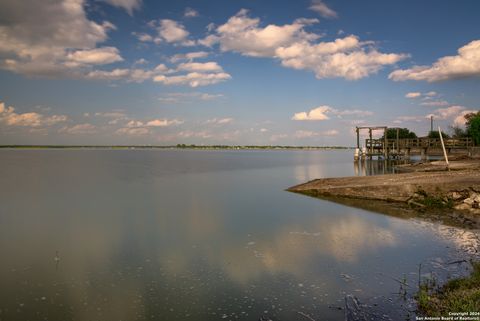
(288, 159), (480, 228)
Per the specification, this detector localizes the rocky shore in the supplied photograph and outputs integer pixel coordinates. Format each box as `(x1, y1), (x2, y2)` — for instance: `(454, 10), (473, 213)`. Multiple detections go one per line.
(288, 159), (480, 228)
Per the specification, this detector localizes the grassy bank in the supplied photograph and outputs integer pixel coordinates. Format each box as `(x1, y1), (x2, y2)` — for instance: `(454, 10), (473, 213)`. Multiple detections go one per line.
(417, 261), (480, 315)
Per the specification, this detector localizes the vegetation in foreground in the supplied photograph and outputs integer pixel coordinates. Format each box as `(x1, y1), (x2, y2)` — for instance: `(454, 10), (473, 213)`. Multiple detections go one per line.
(417, 261), (480, 316)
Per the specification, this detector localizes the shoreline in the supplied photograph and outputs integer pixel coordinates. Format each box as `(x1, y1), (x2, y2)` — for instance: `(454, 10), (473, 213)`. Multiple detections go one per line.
(288, 159), (480, 229)
(288, 159), (480, 315)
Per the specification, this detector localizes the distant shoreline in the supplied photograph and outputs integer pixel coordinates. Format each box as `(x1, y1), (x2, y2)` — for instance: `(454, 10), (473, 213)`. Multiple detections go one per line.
(0, 145), (353, 150)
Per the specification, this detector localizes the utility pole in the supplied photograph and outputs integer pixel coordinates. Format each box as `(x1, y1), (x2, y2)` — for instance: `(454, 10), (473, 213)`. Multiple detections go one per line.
(430, 116), (433, 133)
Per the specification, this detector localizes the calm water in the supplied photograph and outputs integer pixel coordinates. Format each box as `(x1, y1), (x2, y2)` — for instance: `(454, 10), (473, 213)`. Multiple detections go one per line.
(0, 149), (478, 321)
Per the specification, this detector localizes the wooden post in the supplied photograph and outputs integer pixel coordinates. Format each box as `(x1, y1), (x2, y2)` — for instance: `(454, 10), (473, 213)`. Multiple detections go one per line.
(384, 127), (388, 159)
(369, 128), (372, 159)
(396, 128), (400, 153)
(356, 127), (360, 149)
(438, 126), (450, 171)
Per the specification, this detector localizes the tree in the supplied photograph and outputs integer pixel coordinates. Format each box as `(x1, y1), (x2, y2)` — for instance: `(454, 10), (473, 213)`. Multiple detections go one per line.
(428, 130), (450, 139)
(465, 111), (480, 145)
(383, 128), (417, 139)
(450, 126), (468, 138)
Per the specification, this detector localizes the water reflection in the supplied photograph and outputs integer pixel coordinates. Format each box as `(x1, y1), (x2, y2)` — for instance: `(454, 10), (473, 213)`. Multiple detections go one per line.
(0, 150), (476, 321)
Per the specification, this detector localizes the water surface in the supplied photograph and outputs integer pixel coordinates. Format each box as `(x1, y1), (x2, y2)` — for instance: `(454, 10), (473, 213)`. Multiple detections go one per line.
(0, 149), (477, 321)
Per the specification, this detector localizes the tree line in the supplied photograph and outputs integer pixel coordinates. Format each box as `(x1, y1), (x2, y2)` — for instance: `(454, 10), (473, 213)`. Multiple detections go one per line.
(383, 111), (480, 145)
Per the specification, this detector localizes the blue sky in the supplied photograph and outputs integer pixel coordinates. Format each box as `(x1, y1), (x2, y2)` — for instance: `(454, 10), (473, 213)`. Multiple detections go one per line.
(0, 0), (479, 145)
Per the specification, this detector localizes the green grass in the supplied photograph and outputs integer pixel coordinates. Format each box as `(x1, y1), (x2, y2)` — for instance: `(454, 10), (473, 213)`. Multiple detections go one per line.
(417, 262), (480, 315)
(413, 188), (454, 209)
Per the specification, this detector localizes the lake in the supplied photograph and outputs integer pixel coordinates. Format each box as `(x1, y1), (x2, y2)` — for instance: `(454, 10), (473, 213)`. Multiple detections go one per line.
(0, 149), (478, 321)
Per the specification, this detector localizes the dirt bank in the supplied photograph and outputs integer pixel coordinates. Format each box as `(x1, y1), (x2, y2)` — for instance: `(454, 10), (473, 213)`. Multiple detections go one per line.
(287, 160), (480, 228)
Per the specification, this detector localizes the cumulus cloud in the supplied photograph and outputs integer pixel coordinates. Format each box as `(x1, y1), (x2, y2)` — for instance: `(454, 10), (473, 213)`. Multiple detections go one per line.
(158, 19), (189, 43)
(292, 105), (372, 121)
(59, 123), (96, 134)
(116, 117), (183, 135)
(205, 118), (233, 125)
(116, 127), (149, 135)
(0, 102), (67, 127)
(405, 92), (421, 98)
(170, 51), (209, 63)
(153, 72), (231, 87)
(420, 100), (449, 107)
(102, 0), (142, 15)
(177, 62), (223, 72)
(66, 47), (123, 65)
(145, 119), (184, 127)
(309, 0), (338, 18)
(454, 109), (478, 127)
(86, 64), (169, 83)
(184, 7), (199, 18)
(389, 40), (480, 82)
(0, 0), (118, 77)
(202, 10), (407, 80)
(158, 92), (223, 103)
(426, 105), (466, 120)
(292, 106), (332, 120)
(132, 32), (157, 43)
(204, 9), (319, 57)
(392, 115), (426, 124)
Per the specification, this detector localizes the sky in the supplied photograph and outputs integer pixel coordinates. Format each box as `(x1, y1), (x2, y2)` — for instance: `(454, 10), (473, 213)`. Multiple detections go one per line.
(0, 0), (479, 146)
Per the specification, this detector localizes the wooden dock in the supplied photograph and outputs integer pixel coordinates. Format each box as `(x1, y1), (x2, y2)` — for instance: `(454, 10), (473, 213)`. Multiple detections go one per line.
(355, 126), (474, 160)
(365, 137), (473, 159)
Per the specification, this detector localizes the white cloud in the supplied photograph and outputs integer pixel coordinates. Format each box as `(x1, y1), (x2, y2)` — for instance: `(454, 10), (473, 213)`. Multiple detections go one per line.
(454, 110), (478, 127)
(170, 51), (209, 63)
(277, 38), (407, 80)
(206, 9), (319, 57)
(292, 106), (332, 120)
(177, 62), (223, 72)
(420, 100), (449, 107)
(153, 72), (231, 87)
(0, 0), (117, 77)
(145, 119), (183, 127)
(427, 105), (466, 120)
(158, 19), (189, 43)
(294, 129), (339, 138)
(132, 32), (155, 43)
(392, 115), (426, 124)
(389, 40), (480, 82)
(95, 111), (127, 118)
(203, 10), (407, 80)
(66, 47), (123, 65)
(425, 91), (437, 97)
(205, 118), (233, 125)
(134, 58), (148, 65)
(292, 105), (372, 121)
(86, 68), (131, 80)
(177, 130), (213, 139)
(102, 0), (142, 15)
(158, 92), (223, 103)
(59, 123), (96, 134)
(86, 65), (169, 83)
(0, 102), (67, 127)
(116, 127), (149, 135)
(309, 0), (337, 18)
(334, 109), (373, 117)
(405, 92), (421, 98)
(184, 7), (199, 18)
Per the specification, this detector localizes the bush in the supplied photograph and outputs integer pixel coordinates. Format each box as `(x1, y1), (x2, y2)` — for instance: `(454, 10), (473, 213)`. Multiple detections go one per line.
(383, 128), (417, 139)
(428, 130), (450, 139)
(465, 112), (480, 145)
